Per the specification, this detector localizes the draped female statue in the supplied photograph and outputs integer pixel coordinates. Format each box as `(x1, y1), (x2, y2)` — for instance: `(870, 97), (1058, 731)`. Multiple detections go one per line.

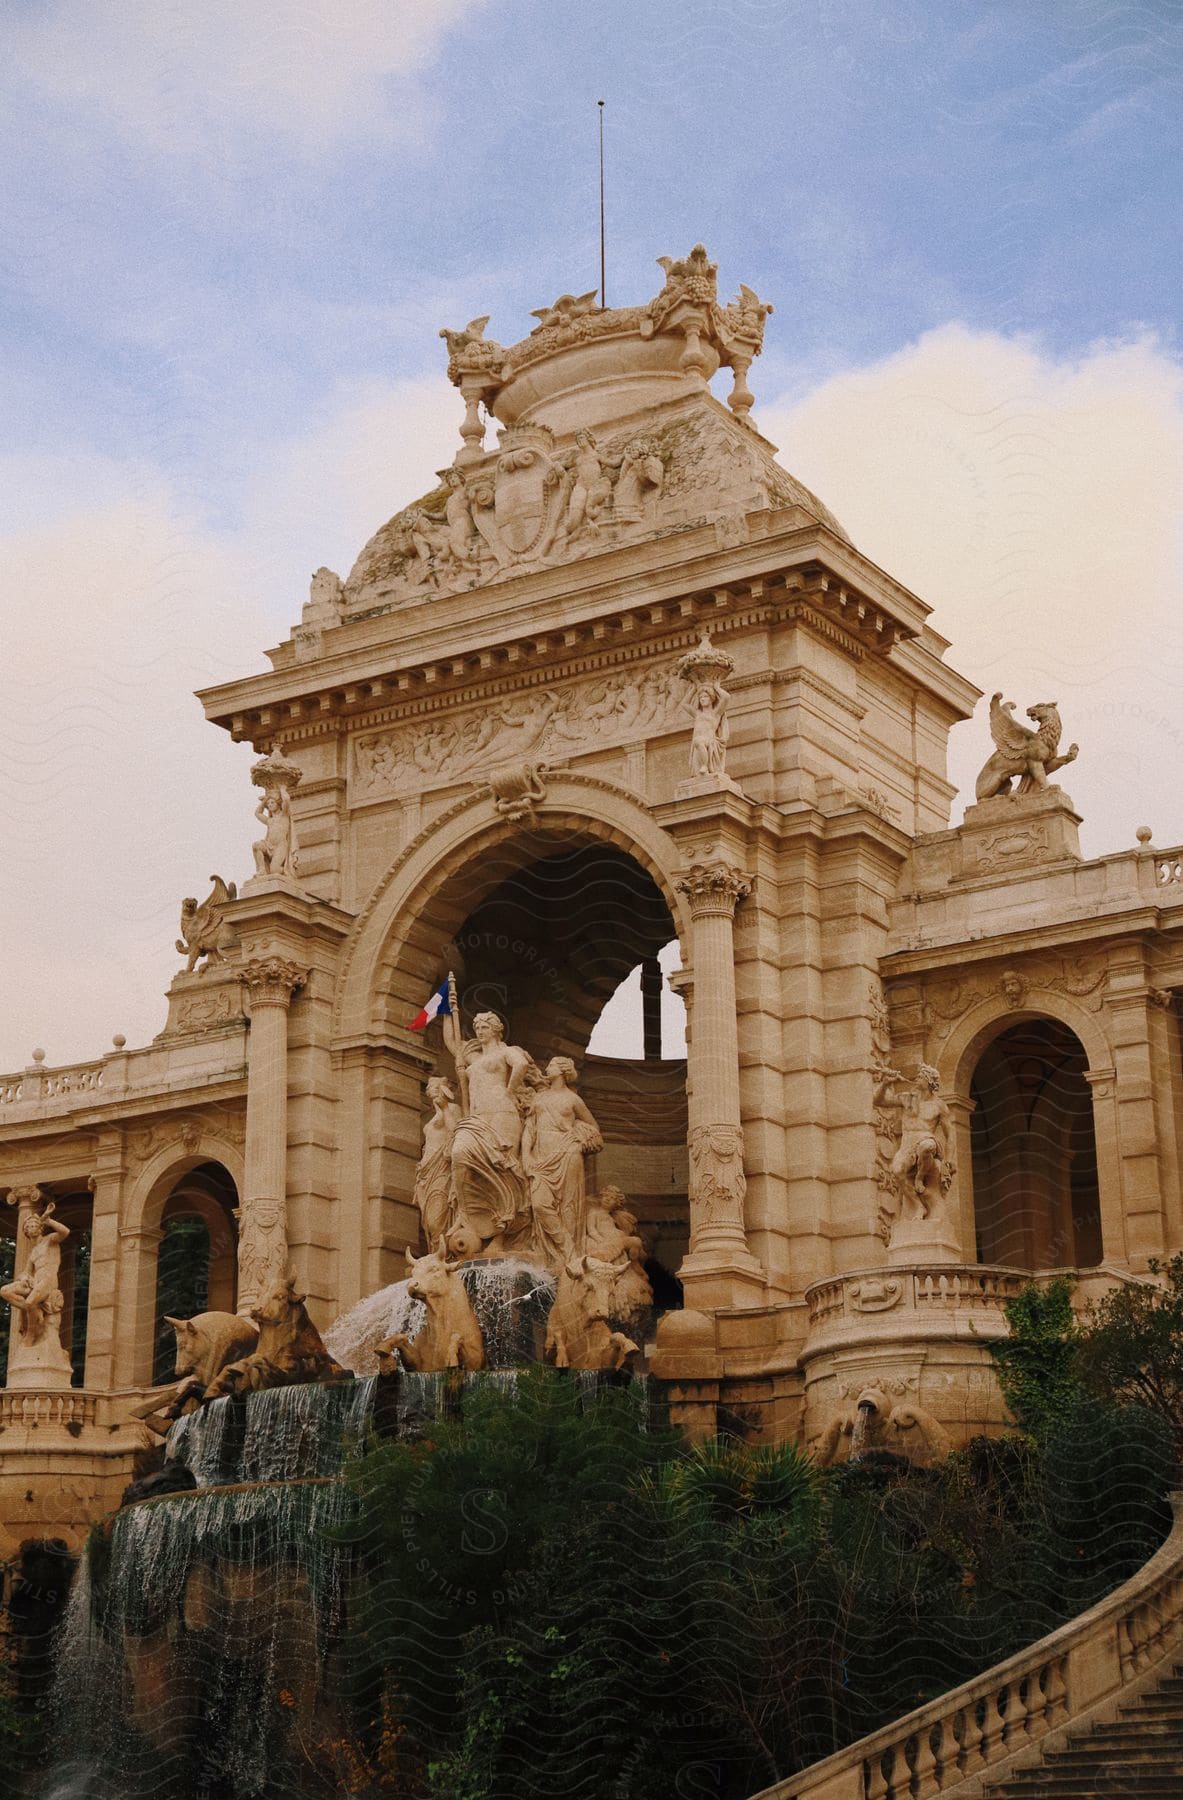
(442, 1008), (533, 1253)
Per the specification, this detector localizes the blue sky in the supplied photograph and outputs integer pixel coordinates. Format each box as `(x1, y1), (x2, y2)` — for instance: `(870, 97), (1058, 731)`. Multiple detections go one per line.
(4, 1), (1177, 523)
(1, 0), (1181, 1065)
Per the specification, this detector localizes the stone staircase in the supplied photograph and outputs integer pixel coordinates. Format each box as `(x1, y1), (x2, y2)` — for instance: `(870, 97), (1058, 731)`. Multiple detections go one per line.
(749, 1495), (1183, 1800)
(986, 1662), (1183, 1797)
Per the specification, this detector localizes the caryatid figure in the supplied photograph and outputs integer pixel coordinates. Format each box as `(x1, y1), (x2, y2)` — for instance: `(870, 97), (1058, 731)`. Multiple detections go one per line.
(414, 1077), (462, 1249)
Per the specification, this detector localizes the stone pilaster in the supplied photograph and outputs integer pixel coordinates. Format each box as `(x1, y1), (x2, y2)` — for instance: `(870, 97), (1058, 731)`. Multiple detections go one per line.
(113, 1223), (163, 1387)
(239, 955), (306, 1313)
(83, 1136), (126, 1391)
(674, 857), (764, 1307)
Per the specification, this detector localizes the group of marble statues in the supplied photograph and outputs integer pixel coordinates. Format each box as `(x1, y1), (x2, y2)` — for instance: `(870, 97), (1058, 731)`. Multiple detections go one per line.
(423, 1003), (611, 1271)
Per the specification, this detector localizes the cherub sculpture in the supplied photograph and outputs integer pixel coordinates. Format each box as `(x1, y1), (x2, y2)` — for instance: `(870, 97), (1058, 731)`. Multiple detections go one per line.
(176, 875), (237, 973)
(975, 693), (1078, 801)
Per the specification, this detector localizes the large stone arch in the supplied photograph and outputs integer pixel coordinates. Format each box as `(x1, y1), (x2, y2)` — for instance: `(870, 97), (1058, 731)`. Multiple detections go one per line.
(328, 773), (692, 1308)
(333, 772), (692, 1045)
(935, 992), (1118, 1269)
(936, 991), (1112, 1099)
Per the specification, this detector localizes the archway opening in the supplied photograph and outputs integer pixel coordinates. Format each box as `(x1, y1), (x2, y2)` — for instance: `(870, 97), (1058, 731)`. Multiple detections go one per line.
(151, 1161), (239, 1383)
(970, 1018), (1101, 1271)
(404, 832), (688, 1310)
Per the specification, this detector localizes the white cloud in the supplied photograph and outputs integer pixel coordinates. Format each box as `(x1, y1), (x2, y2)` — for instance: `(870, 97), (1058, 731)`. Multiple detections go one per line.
(6, 0), (482, 156)
(0, 371), (459, 1069)
(762, 325), (1183, 856)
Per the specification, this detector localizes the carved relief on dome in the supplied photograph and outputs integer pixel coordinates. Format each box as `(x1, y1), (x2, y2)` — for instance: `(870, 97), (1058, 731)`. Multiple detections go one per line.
(340, 407), (844, 619)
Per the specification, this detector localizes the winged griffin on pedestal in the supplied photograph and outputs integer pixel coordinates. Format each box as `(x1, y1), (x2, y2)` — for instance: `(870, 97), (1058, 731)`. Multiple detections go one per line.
(975, 692), (1079, 801)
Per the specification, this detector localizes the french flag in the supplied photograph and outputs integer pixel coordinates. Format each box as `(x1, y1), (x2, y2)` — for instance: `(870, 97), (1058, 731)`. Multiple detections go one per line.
(409, 979), (452, 1031)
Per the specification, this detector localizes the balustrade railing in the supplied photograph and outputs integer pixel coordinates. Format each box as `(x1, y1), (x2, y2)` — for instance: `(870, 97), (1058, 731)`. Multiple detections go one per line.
(0, 1390), (98, 1429)
(749, 1494), (1183, 1800)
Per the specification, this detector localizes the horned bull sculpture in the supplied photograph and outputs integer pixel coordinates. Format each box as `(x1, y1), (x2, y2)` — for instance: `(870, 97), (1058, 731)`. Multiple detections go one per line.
(376, 1248), (485, 1374)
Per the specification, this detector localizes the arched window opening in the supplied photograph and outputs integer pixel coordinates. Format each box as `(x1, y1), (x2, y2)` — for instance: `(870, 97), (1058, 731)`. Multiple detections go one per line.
(150, 1161), (239, 1385)
(153, 1217), (211, 1384)
(970, 1018), (1101, 1272)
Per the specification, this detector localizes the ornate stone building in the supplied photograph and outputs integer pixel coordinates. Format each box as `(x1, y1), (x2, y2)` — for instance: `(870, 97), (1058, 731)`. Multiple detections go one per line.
(2, 246), (1181, 1545)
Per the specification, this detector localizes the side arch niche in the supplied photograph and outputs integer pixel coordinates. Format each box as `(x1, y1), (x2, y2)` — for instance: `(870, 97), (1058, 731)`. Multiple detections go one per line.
(965, 1017), (1102, 1272)
(120, 1145), (243, 1388)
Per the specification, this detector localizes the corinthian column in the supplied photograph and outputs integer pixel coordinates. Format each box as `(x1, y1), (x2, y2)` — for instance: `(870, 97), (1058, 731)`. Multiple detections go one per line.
(675, 858), (765, 1308)
(239, 956), (306, 1314)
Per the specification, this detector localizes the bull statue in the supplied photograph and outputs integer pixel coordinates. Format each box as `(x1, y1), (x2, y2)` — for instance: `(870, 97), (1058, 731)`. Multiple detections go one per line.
(205, 1273), (345, 1398)
(375, 1248), (485, 1374)
(128, 1310), (261, 1436)
(545, 1255), (639, 1372)
(169, 1309), (260, 1391)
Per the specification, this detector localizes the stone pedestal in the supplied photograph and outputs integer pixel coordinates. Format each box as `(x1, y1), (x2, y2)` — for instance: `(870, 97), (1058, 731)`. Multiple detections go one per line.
(886, 1212), (962, 1267)
(675, 774), (745, 802)
(956, 788), (1082, 875)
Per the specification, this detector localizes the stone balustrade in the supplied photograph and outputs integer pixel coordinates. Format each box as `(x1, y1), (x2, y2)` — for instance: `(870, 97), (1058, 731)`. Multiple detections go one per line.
(0, 1389), (98, 1430)
(42, 1061), (105, 1099)
(0, 1029), (246, 1118)
(1157, 852), (1183, 886)
(748, 1493), (1183, 1800)
(804, 1266), (1030, 1332)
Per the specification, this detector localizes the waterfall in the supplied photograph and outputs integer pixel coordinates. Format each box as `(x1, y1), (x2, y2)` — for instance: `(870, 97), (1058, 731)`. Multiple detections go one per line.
(324, 1255), (556, 1373)
(166, 1377), (377, 1487)
(51, 1476), (359, 1799)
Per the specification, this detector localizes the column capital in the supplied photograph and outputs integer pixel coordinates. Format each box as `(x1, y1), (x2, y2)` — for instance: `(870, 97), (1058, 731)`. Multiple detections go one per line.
(241, 955), (307, 1006)
(676, 858), (752, 918)
(4, 1183), (45, 1211)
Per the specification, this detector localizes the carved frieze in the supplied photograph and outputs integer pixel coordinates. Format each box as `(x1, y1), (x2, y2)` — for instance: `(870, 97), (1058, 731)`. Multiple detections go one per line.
(341, 405), (828, 618)
(353, 664), (683, 802)
(172, 987), (245, 1033)
(127, 1110), (245, 1166)
(918, 952), (1109, 1042)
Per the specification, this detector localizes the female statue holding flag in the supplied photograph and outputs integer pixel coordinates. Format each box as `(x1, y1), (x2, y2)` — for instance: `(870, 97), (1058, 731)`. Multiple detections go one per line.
(440, 994), (533, 1253)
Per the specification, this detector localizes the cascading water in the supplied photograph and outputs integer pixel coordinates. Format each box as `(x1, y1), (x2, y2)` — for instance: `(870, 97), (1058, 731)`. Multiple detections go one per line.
(324, 1255), (556, 1373)
(45, 1249), (650, 1797)
(56, 1476), (357, 1798)
(168, 1378), (377, 1485)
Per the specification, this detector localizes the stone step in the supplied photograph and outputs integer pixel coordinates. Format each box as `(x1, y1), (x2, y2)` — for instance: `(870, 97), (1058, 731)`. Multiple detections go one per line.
(992, 1778), (1183, 1797)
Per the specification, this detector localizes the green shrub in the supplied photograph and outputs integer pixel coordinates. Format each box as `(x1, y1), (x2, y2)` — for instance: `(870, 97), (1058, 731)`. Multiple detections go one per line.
(335, 1366), (1172, 1799)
